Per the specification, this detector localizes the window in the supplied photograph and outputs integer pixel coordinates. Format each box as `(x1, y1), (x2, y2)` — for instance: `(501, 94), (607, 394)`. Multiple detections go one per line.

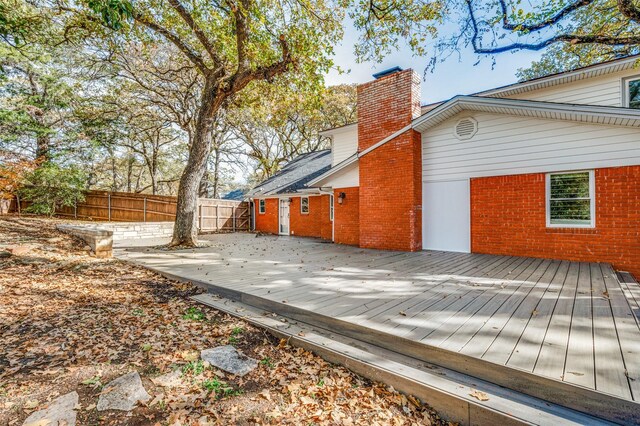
(546, 171), (595, 227)
(329, 194), (334, 221)
(624, 77), (640, 108)
(258, 199), (266, 214)
(301, 197), (309, 214)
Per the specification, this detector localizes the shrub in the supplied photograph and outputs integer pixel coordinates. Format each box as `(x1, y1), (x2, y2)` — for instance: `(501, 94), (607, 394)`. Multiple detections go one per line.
(19, 162), (87, 216)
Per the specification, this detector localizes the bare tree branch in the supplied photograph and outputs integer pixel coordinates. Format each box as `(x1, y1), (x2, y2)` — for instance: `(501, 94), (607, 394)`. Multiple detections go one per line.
(166, 0), (222, 66)
(133, 14), (209, 74)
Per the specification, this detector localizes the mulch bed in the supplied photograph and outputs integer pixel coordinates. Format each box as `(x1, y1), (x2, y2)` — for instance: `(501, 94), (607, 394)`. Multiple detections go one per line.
(0, 216), (451, 425)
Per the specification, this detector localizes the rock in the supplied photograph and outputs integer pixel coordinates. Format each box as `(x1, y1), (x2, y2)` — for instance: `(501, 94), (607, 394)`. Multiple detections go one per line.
(22, 391), (78, 426)
(6, 245), (31, 256)
(201, 345), (258, 377)
(0, 251), (10, 258)
(97, 372), (151, 412)
(151, 370), (183, 388)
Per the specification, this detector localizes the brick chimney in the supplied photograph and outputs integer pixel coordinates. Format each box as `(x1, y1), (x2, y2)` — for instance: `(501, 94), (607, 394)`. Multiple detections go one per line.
(357, 68), (423, 251)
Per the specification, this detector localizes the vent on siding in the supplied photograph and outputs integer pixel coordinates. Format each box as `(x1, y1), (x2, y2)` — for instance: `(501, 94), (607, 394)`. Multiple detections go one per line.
(454, 117), (478, 140)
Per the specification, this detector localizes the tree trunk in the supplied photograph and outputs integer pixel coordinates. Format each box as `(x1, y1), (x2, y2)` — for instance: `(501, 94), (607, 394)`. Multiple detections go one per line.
(211, 145), (221, 199)
(170, 89), (217, 246)
(35, 134), (51, 161)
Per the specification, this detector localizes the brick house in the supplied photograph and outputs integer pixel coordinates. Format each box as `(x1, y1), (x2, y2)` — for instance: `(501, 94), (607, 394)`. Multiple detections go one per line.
(249, 56), (640, 277)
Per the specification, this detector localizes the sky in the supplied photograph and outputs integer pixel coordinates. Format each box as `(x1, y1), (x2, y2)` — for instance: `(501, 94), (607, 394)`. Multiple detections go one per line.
(325, 21), (545, 105)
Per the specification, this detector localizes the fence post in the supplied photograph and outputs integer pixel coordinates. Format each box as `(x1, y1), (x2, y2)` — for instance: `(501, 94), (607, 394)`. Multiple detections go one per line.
(74, 197), (77, 219)
(16, 194), (21, 216)
(215, 205), (219, 231)
(143, 197), (147, 222)
(198, 202), (202, 231)
(108, 193), (111, 221)
(232, 205), (236, 232)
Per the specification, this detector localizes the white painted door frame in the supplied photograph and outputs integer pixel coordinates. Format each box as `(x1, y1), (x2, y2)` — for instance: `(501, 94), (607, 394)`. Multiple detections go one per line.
(278, 198), (290, 235)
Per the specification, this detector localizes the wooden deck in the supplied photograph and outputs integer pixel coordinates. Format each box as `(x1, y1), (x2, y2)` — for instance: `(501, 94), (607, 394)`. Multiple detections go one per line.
(116, 233), (640, 421)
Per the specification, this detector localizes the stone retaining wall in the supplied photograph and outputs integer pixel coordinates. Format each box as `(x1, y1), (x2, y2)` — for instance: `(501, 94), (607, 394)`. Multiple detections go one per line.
(89, 222), (174, 241)
(57, 224), (113, 258)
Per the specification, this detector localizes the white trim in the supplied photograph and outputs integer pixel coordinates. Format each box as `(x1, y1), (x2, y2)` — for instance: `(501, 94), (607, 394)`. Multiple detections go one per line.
(545, 170), (596, 229)
(413, 96), (640, 133)
(319, 122), (358, 137)
(330, 194), (334, 241)
(622, 75), (640, 108)
(300, 196), (309, 214)
(278, 198), (290, 235)
(307, 154), (358, 186)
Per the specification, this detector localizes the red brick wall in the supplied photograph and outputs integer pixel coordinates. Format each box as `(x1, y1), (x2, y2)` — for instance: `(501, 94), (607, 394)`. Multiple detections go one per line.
(334, 187), (359, 246)
(290, 196), (331, 239)
(357, 69), (423, 251)
(471, 166), (640, 277)
(319, 195), (333, 241)
(254, 196), (332, 240)
(254, 198), (279, 234)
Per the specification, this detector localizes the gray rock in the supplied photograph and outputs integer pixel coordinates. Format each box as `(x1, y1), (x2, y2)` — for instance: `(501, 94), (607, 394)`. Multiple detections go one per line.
(23, 391), (78, 426)
(151, 370), (183, 388)
(97, 372), (151, 412)
(200, 345), (257, 377)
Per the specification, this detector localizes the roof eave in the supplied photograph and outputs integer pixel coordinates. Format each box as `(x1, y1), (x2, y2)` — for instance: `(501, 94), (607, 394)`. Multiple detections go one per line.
(307, 154), (358, 187)
(412, 96), (640, 133)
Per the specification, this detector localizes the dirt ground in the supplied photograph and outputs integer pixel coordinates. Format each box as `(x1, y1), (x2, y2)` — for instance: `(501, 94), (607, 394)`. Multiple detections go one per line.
(0, 216), (451, 425)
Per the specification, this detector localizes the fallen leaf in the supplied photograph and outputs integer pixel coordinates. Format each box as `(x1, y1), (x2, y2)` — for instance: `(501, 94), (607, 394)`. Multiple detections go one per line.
(469, 390), (489, 401)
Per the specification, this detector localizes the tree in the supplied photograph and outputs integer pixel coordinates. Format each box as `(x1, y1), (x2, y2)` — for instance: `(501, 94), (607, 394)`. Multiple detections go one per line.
(351, 0), (640, 67)
(231, 83), (356, 180)
(19, 162), (87, 216)
(0, 43), (79, 161)
(65, 0), (343, 246)
(517, 35), (640, 81)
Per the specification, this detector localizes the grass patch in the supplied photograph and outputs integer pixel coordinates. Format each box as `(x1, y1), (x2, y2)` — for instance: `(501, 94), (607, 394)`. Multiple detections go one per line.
(260, 357), (275, 369)
(182, 360), (206, 376)
(182, 307), (206, 321)
(201, 378), (242, 399)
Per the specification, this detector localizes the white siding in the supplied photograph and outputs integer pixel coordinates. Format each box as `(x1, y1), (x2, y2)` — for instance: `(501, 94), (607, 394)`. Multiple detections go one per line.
(331, 126), (358, 165)
(322, 163), (359, 188)
(421, 112), (640, 182)
(505, 68), (640, 107)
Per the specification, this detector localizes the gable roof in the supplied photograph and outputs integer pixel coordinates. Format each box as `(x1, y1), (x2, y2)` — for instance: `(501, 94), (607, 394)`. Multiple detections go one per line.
(412, 96), (640, 133)
(248, 150), (331, 197)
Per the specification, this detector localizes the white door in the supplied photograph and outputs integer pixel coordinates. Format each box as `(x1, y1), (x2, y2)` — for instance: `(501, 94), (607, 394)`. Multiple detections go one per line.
(423, 180), (470, 252)
(279, 199), (290, 235)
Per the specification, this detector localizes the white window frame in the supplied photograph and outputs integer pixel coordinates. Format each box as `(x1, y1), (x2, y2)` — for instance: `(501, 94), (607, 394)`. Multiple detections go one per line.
(329, 194), (334, 222)
(622, 75), (640, 108)
(258, 199), (266, 214)
(300, 196), (309, 214)
(546, 170), (595, 228)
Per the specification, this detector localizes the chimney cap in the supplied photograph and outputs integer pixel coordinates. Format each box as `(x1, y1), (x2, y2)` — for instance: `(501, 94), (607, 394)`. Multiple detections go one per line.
(372, 66), (403, 79)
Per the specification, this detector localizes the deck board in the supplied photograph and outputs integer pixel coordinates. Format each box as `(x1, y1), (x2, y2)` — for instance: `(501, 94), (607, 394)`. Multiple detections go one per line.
(116, 233), (640, 405)
(563, 262), (595, 389)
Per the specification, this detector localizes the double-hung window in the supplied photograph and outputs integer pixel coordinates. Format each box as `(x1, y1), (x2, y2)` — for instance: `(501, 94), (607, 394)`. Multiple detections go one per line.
(624, 77), (640, 109)
(301, 197), (309, 214)
(546, 171), (595, 228)
(258, 199), (266, 214)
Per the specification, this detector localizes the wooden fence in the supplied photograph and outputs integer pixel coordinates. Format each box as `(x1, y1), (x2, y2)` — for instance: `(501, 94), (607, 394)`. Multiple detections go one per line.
(8, 189), (250, 232)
